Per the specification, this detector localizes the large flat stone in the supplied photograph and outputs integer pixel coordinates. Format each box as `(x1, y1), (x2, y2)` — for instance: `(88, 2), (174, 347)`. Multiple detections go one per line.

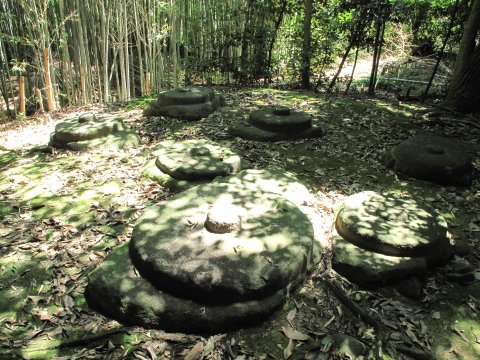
(130, 179), (315, 303)
(85, 244), (287, 334)
(140, 159), (209, 192)
(51, 131), (141, 151)
(52, 113), (127, 144)
(154, 140), (241, 181)
(143, 87), (224, 121)
(228, 122), (323, 142)
(332, 235), (429, 284)
(336, 191), (452, 259)
(383, 135), (474, 186)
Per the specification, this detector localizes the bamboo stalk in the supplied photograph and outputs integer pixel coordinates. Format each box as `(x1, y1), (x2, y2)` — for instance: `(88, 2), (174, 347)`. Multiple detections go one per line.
(36, 88), (44, 113)
(43, 48), (56, 111)
(80, 66), (86, 105)
(146, 72), (151, 95)
(19, 75), (25, 114)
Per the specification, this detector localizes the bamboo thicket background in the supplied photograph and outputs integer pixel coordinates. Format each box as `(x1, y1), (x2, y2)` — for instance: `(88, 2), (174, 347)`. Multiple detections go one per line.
(0, 0), (303, 115)
(0, 0), (465, 116)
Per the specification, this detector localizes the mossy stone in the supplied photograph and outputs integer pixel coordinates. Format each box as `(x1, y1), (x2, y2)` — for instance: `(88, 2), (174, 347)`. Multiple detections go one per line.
(85, 244), (287, 334)
(155, 140), (241, 181)
(332, 191), (453, 285)
(49, 113), (141, 150)
(143, 87), (225, 121)
(383, 135), (474, 186)
(228, 106), (323, 142)
(130, 179), (315, 304)
(336, 191), (451, 259)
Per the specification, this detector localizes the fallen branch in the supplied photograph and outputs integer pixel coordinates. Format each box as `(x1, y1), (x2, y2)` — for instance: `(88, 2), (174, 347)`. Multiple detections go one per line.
(26, 327), (132, 351)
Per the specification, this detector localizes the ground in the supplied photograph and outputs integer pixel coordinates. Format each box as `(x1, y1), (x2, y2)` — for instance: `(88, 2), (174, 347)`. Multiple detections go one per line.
(0, 88), (480, 359)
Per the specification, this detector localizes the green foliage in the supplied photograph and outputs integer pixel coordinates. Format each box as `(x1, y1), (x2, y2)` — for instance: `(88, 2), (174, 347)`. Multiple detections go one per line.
(125, 96), (156, 109)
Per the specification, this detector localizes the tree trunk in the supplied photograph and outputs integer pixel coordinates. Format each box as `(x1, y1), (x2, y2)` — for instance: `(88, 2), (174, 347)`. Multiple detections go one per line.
(301, 0), (313, 89)
(443, 0), (480, 112)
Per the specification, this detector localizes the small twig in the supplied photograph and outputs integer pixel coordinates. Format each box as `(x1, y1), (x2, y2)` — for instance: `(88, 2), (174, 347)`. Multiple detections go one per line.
(0, 269), (31, 290)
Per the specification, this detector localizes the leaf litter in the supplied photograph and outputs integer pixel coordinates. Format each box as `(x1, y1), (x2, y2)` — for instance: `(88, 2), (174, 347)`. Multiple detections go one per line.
(0, 89), (479, 359)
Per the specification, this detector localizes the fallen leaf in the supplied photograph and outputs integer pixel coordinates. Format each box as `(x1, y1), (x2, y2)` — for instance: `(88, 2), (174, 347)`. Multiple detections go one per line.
(184, 341), (204, 360)
(286, 308), (297, 324)
(282, 326), (310, 341)
(283, 339), (293, 359)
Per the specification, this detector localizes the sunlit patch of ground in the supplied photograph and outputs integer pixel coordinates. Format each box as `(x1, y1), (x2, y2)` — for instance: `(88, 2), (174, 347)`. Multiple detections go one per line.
(0, 88), (479, 359)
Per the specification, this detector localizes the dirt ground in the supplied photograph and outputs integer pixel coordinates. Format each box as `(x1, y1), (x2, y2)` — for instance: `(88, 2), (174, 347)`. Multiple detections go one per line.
(1, 88), (480, 359)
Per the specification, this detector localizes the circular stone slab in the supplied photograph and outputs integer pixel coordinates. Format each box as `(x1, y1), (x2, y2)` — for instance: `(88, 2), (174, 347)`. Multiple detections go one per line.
(332, 235), (429, 284)
(143, 87), (225, 120)
(157, 87), (215, 106)
(52, 113), (127, 144)
(85, 244), (288, 334)
(154, 140), (241, 181)
(130, 180), (315, 304)
(49, 113), (141, 150)
(249, 106), (312, 133)
(335, 191), (452, 259)
(383, 135), (474, 186)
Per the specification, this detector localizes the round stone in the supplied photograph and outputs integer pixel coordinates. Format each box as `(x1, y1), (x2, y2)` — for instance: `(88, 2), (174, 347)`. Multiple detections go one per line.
(143, 87), (225, 120)
(154, 140), (241, 181)
(335, 191), (452, 259)
(383, 135), (474, 186)
(49, 113), (141, 150)
(85, 244), (288, 333)
(130, 180), (315, 304)
(52, 113), (126, 144)
(157, 87), (214, 106)
(204, 201), (242, 233)
(249, 106), (312, 133)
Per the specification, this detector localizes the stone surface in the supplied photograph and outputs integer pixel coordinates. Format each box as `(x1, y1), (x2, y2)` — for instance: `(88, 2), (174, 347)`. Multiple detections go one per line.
(228, 106), (323, 142)
(140, 159), (209, 192)
(143, 87), (225, 120)
(217, 169), (327, 258)
(332, 235), (429, 284)
(155, 140), (241, 181)
(332, 191), (453, 285)
(141, 140), (241, 191)
(130, 179), (315, 303)
(85, 244), (287, 334)
(86, 169), (322, 333)
(383, 135), (474, 186)
(336, 191), (452, 260)
(49, 113), (141, 150)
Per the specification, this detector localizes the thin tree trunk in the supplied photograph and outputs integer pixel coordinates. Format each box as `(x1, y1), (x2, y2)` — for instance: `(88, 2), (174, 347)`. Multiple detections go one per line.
(301, 0), (313, 89)
(345, 44), (360, 94)
(421, 0), (460, 102)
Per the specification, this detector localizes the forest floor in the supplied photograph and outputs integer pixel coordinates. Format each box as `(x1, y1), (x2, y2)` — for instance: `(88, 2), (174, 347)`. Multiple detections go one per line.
(1, 88), (480, 360)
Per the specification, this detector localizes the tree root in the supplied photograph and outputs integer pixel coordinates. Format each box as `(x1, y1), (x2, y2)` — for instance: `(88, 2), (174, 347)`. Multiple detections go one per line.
(323, 278), (385, 360)
(26, 327), (132, 351)
(323, 277), (435, 360)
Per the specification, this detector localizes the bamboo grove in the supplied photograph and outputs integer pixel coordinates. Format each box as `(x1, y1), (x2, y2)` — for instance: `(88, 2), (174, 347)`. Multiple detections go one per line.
(0, 0), (466, 116)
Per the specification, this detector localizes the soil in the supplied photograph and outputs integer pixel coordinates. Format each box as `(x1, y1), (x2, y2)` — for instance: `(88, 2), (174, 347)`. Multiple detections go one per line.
(0, 88), (480, 359)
